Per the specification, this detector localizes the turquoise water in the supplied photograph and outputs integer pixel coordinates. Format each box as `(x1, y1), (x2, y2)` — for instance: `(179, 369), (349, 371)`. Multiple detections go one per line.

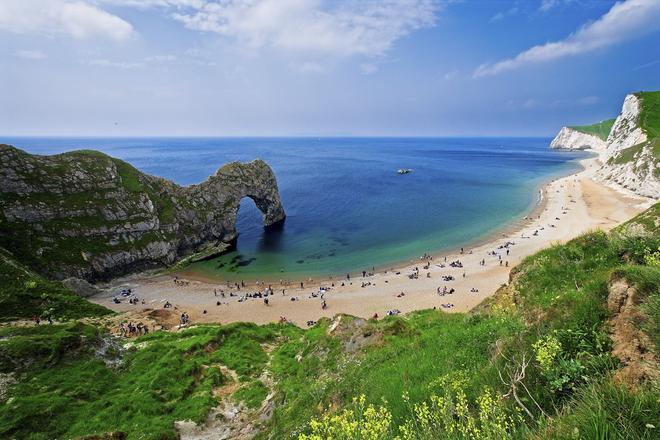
(5, 137), (586, 279)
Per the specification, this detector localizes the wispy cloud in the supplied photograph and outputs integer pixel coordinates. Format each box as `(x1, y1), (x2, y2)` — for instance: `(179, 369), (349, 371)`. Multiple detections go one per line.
(632, 59), (660, 71)
(291, 61), (325, 74)
(144, 54), (177, 63)
(110, 0), (440, 57)
(490, 7), (519, 23)
(504, 95), (600, 111)
(15, 49), (47, 60)
(360, 63), (379, 75)
(86, 58), (144, 69)
(539, 0), (559, 12)
(0, 0), (134, 41)
(442, 69), (459, 80)
(84, 54), (178, 69)
(474, 0), (660, 77)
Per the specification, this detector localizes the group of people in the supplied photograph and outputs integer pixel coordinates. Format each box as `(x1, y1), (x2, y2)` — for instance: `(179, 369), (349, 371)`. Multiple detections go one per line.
(119, 321), (148, 337)
(172, 277), (190, 286)
(437, 286), (456, 296)
(30, 315), (53, 325)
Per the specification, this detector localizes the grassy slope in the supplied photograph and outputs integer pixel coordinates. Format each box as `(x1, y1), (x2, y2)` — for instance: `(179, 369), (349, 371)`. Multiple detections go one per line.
(0, 204), (658, 439)
(637, 91), (660, 139)
(569, 119), (615, 141)
(0, 247), (111, 322)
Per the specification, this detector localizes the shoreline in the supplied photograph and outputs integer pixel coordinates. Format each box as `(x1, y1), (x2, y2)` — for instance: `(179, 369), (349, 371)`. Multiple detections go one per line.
(93, 155), (653, 327)
(133, 156), (581, 286)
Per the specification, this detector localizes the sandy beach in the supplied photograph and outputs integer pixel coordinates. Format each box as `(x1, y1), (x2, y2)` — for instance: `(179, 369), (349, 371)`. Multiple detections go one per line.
(92, 155), (653, 327)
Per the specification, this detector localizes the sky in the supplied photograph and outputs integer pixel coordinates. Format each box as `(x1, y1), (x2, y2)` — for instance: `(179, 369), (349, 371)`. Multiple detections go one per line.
(1, 0), (660, 137)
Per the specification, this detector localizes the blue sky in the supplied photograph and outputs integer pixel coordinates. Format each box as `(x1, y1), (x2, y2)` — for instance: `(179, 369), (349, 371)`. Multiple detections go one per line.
(1, 0), (659, 136)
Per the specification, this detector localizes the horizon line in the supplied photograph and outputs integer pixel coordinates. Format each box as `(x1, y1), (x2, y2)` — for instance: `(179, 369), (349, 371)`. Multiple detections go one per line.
(1, 134), (558, 139)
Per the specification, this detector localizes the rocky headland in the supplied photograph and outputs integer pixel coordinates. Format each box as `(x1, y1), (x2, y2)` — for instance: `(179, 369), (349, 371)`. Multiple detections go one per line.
(550, 91), (660, 198)
(0, 145), (285, 282)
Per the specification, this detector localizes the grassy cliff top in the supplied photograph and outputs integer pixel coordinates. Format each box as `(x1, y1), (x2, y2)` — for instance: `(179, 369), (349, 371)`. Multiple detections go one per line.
(635, 91), (660, 139)
(568, 119), (615, 140)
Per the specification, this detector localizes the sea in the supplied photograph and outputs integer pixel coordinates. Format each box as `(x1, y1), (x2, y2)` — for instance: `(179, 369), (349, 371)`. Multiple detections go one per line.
(4, 137), (587, 280)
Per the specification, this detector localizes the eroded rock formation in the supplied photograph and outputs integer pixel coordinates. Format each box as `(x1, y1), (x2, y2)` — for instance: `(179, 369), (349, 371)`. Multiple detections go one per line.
(549, 126), (607, 152)
(0, 144), (285, 281)
(550, 92), (659, 199)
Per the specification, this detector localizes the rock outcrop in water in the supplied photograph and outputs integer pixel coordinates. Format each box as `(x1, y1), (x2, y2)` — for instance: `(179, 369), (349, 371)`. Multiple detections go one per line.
(0, 144), (285, 281)
(550, 92), (659, 199)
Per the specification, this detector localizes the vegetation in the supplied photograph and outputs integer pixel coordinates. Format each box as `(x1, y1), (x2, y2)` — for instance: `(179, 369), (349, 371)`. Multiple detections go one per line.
(636, 91), (660, 139)
(569, 119), (615, 141)
(0, 204), (658, 439)
(0, 247), (111, 322)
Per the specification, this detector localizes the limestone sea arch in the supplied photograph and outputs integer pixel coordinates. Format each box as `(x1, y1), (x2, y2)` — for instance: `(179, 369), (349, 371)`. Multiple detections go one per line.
(0, 144), (286, 281)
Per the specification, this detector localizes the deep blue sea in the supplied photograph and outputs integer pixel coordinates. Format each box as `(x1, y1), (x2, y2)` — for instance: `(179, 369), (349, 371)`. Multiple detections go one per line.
(4, 137), (586, 279)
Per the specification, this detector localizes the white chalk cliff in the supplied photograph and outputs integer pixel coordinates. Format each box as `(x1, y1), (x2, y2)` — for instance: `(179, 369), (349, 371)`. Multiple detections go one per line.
(550, 93), (659, 199)
(604, 94), (648, 161)
(550, 127), (607, 152)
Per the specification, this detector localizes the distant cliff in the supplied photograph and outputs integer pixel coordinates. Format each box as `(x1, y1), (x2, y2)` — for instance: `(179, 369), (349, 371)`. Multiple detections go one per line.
(550, 92), (659, 199)
(0, 145), (285, 281)
(549, 120), (612, 151)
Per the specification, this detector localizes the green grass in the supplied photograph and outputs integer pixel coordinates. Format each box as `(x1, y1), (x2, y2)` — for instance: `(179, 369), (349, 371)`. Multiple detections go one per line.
(0, 322), (299, 439)
(570, 119), (615, 141)
(234, 380), (269, 409)
(0, 247), (111, 321)
(636, 91), (660, 139)
(538, 380), (660, 440)
(112, 158), (177, 224)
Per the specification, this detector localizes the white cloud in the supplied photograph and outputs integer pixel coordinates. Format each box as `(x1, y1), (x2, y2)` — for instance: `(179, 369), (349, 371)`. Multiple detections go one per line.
(0, 0), (133, 41)
(111, 0), (439, 57)
(474, 0), (660, 77)
(15, 49), (47, 60)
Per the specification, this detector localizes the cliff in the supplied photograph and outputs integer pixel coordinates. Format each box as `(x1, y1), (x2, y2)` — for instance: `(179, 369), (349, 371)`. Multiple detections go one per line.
(0, 144), (285, 281)
(550, 92), (660, 199)
(549, 126), (608, 151)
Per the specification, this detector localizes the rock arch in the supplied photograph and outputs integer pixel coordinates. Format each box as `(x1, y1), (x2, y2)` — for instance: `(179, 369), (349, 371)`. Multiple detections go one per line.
(0, 144), (286, 281)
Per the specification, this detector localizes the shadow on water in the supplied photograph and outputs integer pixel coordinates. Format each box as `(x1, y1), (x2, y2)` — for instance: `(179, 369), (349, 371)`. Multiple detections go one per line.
(257, 219), (286, 252)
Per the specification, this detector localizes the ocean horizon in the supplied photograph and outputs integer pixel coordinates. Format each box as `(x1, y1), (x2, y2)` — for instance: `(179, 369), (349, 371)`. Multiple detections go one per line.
(3, 136), (588, 279)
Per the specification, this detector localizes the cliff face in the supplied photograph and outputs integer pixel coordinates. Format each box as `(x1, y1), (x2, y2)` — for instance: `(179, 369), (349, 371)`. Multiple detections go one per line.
(605, 94), (648, 160)
(0, 145), (285, 281)
(549, 127), (607, 151)
(550, 92), (659, 199)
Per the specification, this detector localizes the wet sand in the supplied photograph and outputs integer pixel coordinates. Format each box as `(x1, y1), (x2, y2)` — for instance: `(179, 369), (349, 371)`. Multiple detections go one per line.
(92, 156), (653, 327)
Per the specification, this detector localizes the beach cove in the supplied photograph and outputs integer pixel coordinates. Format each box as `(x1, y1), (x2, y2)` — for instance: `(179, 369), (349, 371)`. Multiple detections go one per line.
(94, 153), (652, 327)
